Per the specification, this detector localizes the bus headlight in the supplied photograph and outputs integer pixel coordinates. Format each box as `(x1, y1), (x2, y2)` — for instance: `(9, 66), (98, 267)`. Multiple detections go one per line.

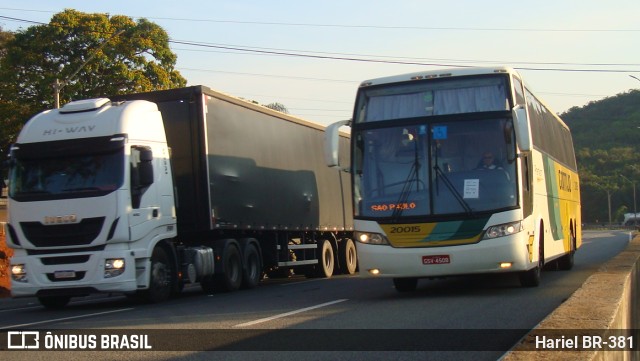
(484, 221), (523, 239)
(355, 231), (389, 245)
(11, 264), (28, 283)
(104, 258), (125, 278)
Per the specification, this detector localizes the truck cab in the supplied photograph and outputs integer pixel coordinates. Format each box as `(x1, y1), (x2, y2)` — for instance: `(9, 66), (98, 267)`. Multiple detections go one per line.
(6, 98), (177, 307)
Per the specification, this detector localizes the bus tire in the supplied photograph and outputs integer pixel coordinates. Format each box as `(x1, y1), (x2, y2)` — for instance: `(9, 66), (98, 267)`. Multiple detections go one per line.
(393, 278), (418, 292)
(339, 238), (358, 275)
(557, 223), (576, 271)
(315, 239), (335, 278)
(520, 231), (543, 287)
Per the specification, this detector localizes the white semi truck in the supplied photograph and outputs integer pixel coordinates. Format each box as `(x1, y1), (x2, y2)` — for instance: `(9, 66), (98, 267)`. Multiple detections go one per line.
(4, 86), (354, 308)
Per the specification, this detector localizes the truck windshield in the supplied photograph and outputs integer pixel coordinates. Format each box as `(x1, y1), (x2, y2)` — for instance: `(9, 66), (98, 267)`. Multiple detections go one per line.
(9, 136), (125, 201)
(353, 117), (517, 219)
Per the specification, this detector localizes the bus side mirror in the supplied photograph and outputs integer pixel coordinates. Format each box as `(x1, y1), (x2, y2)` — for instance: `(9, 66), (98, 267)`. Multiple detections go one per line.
(512, 105), (532, 152)
(324, 119), (350, 168)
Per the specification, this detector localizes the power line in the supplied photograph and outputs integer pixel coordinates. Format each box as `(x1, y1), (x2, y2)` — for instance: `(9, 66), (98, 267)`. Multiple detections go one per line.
(2, 14), (638, 73)
(2, 7), (638, 33)
(172, 40), (640, 73)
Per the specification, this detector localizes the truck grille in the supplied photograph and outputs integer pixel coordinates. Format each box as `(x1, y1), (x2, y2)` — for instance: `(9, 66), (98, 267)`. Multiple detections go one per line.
(40, 255), (91, 265)
(20, 217), (105, 247)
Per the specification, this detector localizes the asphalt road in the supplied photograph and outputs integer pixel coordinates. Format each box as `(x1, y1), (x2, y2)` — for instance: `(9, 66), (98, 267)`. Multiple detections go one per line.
(0, 230), (632, 361)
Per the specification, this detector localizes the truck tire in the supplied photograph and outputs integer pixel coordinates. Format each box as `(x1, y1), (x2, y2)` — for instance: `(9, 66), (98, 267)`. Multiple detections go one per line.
(316, 239), (335, 278)
(242, 243), (262, 289)
(38, 296), (71, 309)
(338, 238), (357, 275)
(216, 243), (243, 291)
(145, 246), (173, 303)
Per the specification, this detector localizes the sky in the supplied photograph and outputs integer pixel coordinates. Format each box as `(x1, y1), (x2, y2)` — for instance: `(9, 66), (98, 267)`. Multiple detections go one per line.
(1, 1), (639, 126)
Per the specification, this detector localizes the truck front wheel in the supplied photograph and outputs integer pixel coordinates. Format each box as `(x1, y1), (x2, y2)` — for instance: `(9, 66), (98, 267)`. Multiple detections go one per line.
(144, 246), (173, 303)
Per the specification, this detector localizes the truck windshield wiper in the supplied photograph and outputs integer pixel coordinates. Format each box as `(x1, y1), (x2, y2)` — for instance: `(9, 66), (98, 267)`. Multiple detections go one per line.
(433, 164), (473, 215)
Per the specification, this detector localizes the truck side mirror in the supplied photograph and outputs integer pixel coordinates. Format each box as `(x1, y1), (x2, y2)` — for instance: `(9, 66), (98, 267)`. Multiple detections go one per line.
(324, 119), (350, 168)
(512, 105), (532, 152)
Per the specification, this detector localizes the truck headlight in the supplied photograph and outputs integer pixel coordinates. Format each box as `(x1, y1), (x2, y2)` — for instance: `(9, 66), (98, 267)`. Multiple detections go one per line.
(355, 231), (389, 245)
(484, 221), (523, 239)
(104, 258), (125, 278)
(11, 264), (28, 283)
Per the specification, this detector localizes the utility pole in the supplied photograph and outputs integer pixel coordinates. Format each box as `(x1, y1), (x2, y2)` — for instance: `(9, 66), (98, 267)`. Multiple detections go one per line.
(620, 174), (637, 226)
(52, 30), (124, 108)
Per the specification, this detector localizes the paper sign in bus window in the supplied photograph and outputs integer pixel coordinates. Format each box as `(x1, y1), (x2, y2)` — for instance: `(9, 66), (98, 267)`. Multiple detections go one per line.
(463, 179), (479, 199)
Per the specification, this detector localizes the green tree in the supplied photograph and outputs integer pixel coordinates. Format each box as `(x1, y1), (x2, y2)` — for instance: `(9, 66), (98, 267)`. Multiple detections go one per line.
(0, 9), (187, 154)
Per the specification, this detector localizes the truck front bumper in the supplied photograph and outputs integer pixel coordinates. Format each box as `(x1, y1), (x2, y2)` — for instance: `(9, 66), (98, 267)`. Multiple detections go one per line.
(9, 248), (141, 298)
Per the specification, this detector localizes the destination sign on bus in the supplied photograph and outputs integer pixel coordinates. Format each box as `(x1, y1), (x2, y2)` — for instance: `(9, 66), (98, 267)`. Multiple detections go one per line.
(370, 202), (417, 212)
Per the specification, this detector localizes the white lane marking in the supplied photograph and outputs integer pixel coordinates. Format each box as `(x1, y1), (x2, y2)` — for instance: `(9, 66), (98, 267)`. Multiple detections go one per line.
(234, 299), (348, 328)
(0, 308), (134, 329)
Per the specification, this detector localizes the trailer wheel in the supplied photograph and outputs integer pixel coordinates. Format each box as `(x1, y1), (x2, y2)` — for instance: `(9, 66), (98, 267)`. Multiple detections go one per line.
(339, 238), (358, 275)
(216, 243), (243, 291)
(316, 239), (335, 278)
(242, 243), (262, 289)
(38, 296), (71, 309)
(145, 246), (173, 303)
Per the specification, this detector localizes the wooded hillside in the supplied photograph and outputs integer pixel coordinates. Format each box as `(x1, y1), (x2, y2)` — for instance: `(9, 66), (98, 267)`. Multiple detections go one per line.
(562, 89), (640, 224)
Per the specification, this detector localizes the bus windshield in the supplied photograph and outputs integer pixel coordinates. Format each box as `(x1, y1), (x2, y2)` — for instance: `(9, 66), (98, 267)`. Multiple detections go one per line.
(353, 116), (517, 219)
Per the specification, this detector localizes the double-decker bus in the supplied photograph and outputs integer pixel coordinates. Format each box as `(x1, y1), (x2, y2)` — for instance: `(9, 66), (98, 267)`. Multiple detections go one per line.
(325, 67), (580, 291)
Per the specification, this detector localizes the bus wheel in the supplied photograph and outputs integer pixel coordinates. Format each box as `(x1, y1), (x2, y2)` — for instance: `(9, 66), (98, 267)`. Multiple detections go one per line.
(339, 238), (358, 275)
(557, 224), (576, 271)
(520, 237), (543, 287)
(145, 246), (173, 303)
(242, 243), (262, 289)
(316, 239), (335, 278)
(38, 296), (71, 309)
(393, 278), (418, 292)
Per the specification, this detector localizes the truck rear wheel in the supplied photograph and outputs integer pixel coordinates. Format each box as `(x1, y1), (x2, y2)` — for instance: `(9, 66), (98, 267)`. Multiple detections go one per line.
(242, 243), (261, 289)
(216, 243), (243, 291)
(339, 238), (357, 275)
(316, 239), (335, 278)
(145, 246), (173, 303)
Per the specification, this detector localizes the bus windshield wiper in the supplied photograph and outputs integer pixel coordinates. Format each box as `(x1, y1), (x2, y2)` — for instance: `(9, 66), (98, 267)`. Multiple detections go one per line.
(433, 164), (473, 215)
(392, 141), (422, 219)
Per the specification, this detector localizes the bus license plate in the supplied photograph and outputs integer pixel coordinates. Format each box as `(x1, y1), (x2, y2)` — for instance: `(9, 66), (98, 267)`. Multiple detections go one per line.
(422, 255), (450, 265)
(54, 270), (76, 279)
